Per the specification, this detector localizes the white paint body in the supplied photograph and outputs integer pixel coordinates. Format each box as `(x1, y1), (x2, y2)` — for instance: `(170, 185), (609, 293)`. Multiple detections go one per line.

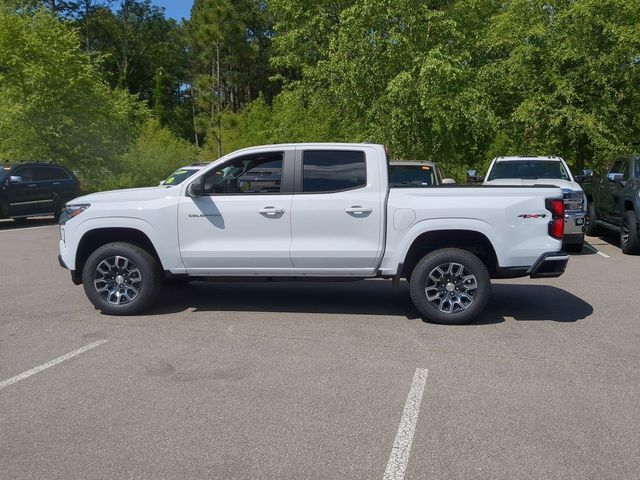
(59, 144), (563, 277)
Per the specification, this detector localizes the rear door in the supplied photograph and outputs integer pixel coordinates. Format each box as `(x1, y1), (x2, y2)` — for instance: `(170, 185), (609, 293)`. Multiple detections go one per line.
(289, 147), (385, 274)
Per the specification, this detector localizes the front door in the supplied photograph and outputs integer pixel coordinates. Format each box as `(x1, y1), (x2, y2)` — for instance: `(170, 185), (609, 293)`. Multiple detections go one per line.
(289, 147), (384, 274)
(178, 149), (295, 274)
(601, 159), (627, 224)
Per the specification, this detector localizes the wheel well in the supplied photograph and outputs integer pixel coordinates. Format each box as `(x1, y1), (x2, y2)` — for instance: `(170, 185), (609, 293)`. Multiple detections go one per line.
(402, 230), (498, 279)
(75, 228), (161, 282)
(624, 200), (634, 211)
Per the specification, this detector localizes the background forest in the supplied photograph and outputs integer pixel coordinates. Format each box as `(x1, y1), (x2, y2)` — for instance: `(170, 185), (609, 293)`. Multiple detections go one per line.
(0, 0), (639, 190)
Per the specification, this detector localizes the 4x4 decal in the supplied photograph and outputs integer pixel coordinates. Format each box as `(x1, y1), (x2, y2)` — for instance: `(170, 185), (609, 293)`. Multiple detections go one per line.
(518, 213), (548, 219)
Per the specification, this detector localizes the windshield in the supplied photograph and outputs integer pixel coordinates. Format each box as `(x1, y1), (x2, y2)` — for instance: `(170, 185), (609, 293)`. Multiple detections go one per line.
(163, 168), (198, 186)
(488, 160), (570, 181)
(389, 164), (436, 187)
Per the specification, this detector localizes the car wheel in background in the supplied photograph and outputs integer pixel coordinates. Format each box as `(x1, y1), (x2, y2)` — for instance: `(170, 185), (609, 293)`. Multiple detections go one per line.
(584, 203), (600, 236)
(409, 248), (490, 325)
(621, 210), (640, 255)
(82, 242), (162, 315)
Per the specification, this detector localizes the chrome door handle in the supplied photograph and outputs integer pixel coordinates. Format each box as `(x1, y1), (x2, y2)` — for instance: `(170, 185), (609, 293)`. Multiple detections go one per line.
(28, 184), (37, 187)
(259, 207), (285, 216)
(345, 206), (372, 215)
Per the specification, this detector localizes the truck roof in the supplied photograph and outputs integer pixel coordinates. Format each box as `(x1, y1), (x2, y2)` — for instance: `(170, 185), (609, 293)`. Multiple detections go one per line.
(494, 156), (563, 162)
(390, 160), (437, 167)
(229, 142), (385, 156)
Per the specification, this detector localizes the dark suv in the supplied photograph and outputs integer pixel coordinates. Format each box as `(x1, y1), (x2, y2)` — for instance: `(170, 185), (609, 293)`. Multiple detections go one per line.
(0, 162), (80, 222)
(580, 154), (640, 254)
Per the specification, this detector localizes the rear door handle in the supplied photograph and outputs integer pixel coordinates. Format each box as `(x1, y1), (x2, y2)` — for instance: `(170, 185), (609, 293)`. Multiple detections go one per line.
(345, 206), (372, 215)
(28, 184), (37, 187)
(259, 207), (285, 216)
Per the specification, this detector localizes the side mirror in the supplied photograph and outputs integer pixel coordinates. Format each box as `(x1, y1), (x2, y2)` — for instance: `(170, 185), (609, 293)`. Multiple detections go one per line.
(159, 180), (165, 186)
(186, 178), (204, 197)
(9, 175), (23, 184)
(441, 178), (456, 185)
(466, 170), (483, 183)
(607, 172), (624, 183)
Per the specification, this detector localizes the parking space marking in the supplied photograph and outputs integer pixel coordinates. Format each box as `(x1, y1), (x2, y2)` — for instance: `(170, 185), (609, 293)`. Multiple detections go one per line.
(0, 340), (108, 390)
(585, 244), (611, 258)
(0, 225), (56, 233)
(383, 368), (429, 480)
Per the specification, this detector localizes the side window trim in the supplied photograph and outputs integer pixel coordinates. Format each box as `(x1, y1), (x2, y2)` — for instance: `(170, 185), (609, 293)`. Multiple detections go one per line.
(199, 149), (294, 196)
(293, 148), (368, 194)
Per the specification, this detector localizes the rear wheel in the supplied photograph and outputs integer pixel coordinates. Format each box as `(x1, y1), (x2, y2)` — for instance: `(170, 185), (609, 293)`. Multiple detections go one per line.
(409, 248), (490, 325)
(584, 202), (600, 236)
(82, 242), (162, 315)
(620, 210), (640, 255)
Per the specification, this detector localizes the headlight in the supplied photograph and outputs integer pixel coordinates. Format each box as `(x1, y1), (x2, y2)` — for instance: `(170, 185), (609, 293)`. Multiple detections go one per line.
(59, 204), (90, 225)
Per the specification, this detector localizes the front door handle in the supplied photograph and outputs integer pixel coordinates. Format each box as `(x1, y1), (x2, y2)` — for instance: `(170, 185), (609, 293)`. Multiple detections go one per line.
(345, 206), (373, 216)
(259, 207), (285, 217)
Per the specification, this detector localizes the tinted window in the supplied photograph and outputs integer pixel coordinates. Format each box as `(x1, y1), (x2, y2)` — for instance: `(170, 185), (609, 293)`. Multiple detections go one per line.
(35, 166), (70, 181)
(634, 158), (640, 179)
(609, 160), (624, 175)
(12, 167), (37, 182)
(389, 164), (435, 187)
(488, 160), (569, 181)
(203, 153), (283, 194)
(302, 150), (366, 193)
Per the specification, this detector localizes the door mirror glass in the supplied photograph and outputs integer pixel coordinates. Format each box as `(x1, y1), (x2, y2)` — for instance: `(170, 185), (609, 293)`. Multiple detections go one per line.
(441, 178), (456, 184)
(9, 175), (23, 184)
(187, 178), (204, 197)
(607, 172), (624, 183)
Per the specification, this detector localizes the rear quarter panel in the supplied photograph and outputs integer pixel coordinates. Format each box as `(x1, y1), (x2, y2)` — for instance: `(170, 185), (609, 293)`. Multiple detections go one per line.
(380, 186), (563, 274)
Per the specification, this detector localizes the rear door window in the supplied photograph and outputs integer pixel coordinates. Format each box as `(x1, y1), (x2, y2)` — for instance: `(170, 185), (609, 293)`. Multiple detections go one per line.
(35, 166), (71, 181)
(302, 150), (366, 193)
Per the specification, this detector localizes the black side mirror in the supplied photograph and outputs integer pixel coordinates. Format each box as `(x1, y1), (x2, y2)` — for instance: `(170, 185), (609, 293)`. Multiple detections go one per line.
(186, 178), (204, 197)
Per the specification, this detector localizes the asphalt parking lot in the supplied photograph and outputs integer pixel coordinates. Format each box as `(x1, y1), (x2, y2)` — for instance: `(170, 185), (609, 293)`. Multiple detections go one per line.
(1, 219), (639, 480)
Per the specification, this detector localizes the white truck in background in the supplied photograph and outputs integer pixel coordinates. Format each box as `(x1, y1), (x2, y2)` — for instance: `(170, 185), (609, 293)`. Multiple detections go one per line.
(58, 143), (569, 324)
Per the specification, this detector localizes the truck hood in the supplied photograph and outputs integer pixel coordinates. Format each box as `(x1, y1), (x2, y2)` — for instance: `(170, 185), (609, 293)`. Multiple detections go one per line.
(483, 178), (581, 191)
(70, 186), (179, 205)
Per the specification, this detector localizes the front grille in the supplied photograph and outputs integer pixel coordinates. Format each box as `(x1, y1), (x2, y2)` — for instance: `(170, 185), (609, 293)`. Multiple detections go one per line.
(562, 190), (584, 212)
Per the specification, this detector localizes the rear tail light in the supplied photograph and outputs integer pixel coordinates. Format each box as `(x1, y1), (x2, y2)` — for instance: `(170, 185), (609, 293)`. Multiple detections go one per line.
(546, 198), (564, 240)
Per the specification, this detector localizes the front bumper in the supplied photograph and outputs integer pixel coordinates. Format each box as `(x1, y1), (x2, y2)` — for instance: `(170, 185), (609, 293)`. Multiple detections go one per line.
(564, 210), (586, 236)
(528, 251), (569, 278)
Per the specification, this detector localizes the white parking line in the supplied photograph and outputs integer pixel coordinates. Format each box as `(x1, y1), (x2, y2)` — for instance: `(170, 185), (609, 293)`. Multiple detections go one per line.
(0, 225), (56, 233)
(383, 368), (429, 480)
(0, 340), (108, 390)
(585, 244), (610, 258)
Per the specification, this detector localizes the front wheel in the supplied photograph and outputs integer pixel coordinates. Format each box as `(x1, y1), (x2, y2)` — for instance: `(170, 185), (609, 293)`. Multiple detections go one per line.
(621, 210), (640, 255)
(584, 203), (600, 236)
(82, 242), (162, 315)
(409, 248), (491, 325)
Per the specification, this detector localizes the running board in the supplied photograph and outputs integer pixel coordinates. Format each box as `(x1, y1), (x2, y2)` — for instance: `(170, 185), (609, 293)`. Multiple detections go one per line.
(595, 219), (621, 232)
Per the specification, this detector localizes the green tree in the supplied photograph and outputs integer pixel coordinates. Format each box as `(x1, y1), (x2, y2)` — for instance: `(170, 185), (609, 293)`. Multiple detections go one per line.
(0, 9), (145, 178)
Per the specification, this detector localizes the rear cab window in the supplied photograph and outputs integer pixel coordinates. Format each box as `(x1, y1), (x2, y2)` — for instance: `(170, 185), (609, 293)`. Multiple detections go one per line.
(301, 150), (366, 193)
(389, 164), (436, 187)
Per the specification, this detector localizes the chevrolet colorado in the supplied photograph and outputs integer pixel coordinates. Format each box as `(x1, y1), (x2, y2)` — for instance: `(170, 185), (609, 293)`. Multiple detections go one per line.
(58, 143), (569, 324)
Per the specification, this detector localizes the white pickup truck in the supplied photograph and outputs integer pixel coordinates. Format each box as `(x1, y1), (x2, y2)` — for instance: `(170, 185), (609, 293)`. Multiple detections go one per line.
(58, 143), (569, 324)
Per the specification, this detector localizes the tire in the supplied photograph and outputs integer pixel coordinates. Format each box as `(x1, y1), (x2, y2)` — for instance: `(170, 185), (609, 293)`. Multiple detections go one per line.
(409, 248), (491, 325)
(584, 202), (600, 236)
(620, 210), (640, 255)
(82, 242), (162, 315)
(563, 240), (584, 253)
